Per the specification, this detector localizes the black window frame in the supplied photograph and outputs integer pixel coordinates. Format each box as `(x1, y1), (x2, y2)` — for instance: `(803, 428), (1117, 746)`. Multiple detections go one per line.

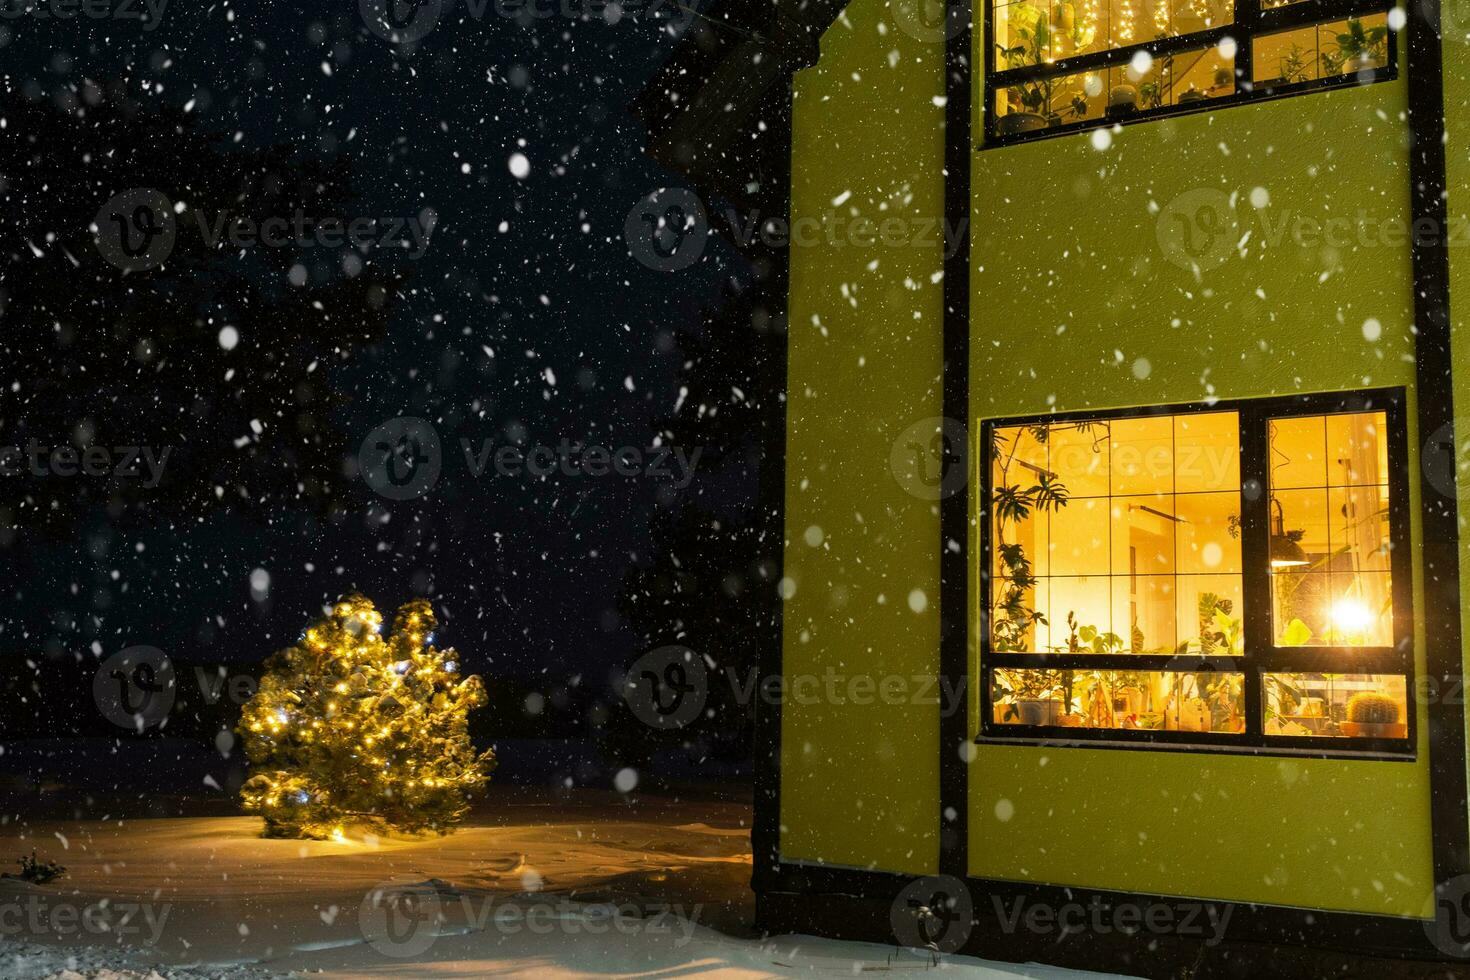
(977, 388), (1415, 759)
(982, 0), (1401, 147)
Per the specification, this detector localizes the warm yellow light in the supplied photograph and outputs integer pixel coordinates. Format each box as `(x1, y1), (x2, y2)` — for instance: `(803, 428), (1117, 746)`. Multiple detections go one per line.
(1331, 598), (1374, 633)
(330, 827), (347, 842)
(1270, 557), (1310, 569)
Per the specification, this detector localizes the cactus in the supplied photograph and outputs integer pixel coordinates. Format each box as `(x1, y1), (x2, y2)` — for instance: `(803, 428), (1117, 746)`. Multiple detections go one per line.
(1346, 691), (1399, 725)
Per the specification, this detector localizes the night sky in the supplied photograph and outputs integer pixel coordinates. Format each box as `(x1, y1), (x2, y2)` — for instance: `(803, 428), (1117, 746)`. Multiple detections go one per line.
(0, 2), (755, 735)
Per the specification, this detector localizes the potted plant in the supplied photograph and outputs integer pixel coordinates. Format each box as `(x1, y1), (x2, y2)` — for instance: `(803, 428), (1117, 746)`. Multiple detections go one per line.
(1322, 18), (1388, 76)
(1341, 691), (1406, 738)
(1208, 66), (1234, 98)
(995, 6), (1090, 134)
(1263, 43), (1312, 88)
(1107, 84), (1139, 119)
(987, 425), (1104, 727)
(994, 668), (1066, 725)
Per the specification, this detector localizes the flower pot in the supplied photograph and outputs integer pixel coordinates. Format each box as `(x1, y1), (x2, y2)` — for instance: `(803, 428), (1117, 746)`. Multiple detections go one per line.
(997, 112), (1047, 136)
(1341, 720), (1408, 739)
(1106, 84), (1138, 120)
(1016, 699), (1063, 726)
(1340, 52), (1382, 76)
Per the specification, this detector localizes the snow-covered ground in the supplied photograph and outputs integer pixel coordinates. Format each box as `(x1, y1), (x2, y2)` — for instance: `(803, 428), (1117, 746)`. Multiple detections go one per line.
(0, 792), (1134, 979)
(2, 925), (1134, 979)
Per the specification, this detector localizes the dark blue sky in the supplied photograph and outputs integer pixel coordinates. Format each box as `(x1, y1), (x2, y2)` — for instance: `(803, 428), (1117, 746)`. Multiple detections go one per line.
(0, 1), (749, 692)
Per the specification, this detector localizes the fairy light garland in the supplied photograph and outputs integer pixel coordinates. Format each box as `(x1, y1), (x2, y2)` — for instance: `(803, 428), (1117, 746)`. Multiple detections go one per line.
(238, 593), (496, 840)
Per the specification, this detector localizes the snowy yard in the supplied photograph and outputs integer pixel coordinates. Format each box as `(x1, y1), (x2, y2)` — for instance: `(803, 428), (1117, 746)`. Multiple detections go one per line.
(0, 791), (1131, 979)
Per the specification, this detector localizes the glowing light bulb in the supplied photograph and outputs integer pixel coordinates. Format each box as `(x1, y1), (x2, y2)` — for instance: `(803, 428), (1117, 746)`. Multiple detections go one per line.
(1330, 599), (1374, 633)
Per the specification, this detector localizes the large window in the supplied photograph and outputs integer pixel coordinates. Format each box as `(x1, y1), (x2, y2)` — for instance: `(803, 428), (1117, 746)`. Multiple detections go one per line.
(984, 0), (1397, 144)
(981, 390), (1412, 755)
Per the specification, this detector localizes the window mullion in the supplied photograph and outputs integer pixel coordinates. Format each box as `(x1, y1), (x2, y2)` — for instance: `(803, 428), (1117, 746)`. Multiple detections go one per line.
(1233, 0), (1257, 91)
(1239, 407), (1273, 740)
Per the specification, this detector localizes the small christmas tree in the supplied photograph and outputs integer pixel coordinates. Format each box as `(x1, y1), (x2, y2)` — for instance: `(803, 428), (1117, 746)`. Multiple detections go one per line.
(239, 594), (495, 839)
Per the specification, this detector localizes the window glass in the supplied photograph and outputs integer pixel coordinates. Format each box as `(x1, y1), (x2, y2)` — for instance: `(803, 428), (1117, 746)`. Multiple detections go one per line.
(1269, 412), (1393, 647)
(993, 0), (1234, 64)
(994, 44), (1236, 134)
(1251, 14), (1390, 86)
(988, 414), (1242, 654)
(985, 398), (1408, 751)
(993, 668), (1246, 731)
(1263, 673), (1407, 738)
(989, 0), (1393, 143)
(1174, 412), (1239, 492)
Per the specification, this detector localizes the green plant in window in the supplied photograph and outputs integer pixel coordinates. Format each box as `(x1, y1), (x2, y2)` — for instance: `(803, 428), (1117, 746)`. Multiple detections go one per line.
(1263, 673), (1303, 726)
(1052, 612), (1145, 728)
(1278, 43), (1311, 84)
(989, 422), (1108, 650)
(1195, 592), (1242, 656)
(1205, 673), (1244, 732)
(1278, 617), (1313, 646)
(1135, 52), (1177, 111)
(1346, 691), (1399, 724)
(995, 7), (1091, 125)
(995, 668), (1066, 701)
(1321, 18), (1388, 75)
(1111, 671), (1152, 724)
(993, 667), (1067, 723)
(990, 426), (1067, 651)
(1076, 621), (1125, 655)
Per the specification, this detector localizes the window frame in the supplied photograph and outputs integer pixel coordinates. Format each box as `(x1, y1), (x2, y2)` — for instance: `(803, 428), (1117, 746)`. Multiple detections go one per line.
(977, 388), (1415, 758)
(981, 0), (1400, 147)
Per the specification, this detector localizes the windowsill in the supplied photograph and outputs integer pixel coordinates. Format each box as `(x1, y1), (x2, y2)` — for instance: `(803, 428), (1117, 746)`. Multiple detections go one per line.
(977, 66), (1396, 151)
(974, 730), (1416, 761)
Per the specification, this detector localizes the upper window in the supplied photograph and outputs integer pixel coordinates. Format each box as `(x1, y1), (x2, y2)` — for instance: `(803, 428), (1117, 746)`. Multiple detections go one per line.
(984, 0), (1397, 144)
(981, 390), (1411, 756)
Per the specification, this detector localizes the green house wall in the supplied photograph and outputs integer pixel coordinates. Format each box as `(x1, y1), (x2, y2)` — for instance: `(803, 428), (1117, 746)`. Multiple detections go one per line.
(780, 0), (948, 873)
(781, 0), (1470, 921)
